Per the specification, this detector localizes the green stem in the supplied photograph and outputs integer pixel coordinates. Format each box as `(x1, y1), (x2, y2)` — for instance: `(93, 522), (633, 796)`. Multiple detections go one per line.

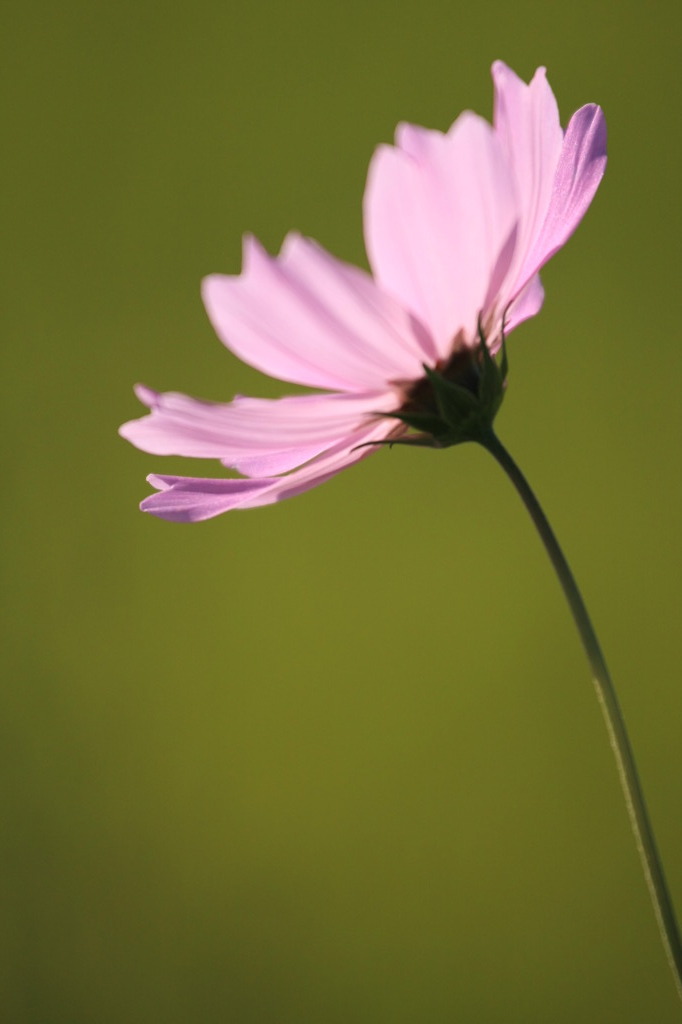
(480, 429), (682, 1003)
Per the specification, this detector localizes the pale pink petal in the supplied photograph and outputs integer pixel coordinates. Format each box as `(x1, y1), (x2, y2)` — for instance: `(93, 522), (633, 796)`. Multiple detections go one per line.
(504, 273), (545, 333)
(119, 384), (399, 476)
(518, 104), (607, 285)
(278, 234), (435, 371)
(141, 476), (275, 522)
(139, 419), (397, 523)
(364, 112), (518, 358)
(202, 234), (432, 393)
(492, 62), (564, 296)
(229, 446), (328, 478)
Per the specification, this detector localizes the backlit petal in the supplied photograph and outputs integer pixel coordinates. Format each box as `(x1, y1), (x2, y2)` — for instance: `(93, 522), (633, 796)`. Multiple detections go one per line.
(504, 273), (545, 333)
(491, 61), (563, 302)
(119, 384), (399, 476)
(519, 104), (607, 285)
(364, 113), (517, 358)
(202, 234), (432, 393)
(140, 418), (397, 522)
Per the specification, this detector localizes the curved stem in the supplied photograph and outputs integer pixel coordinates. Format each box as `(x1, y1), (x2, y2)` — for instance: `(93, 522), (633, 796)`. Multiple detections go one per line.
(480, 429), (682, 1002)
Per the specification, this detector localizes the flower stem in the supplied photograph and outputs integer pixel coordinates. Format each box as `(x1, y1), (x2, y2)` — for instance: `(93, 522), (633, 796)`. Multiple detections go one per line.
(480, 429), (682, 1002)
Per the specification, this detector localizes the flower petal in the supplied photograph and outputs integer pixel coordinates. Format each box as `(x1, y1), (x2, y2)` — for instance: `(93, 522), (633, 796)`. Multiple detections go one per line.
(119, 384), (399, 476)
(141, 475), (275, 522)
(202, 234), (432, 393)
(504, 273), (545, 333)
(520, 103), (607, 284)
(491, 62), (564, 294)
(139, 419), (397, 522)
(364, 112), (517, 358)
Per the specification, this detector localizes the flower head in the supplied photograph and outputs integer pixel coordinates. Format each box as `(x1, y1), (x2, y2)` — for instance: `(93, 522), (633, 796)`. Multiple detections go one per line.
(120, 61), (606, 522)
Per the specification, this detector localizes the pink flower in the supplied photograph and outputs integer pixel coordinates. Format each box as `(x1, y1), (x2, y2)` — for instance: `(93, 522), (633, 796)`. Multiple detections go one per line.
(120, 61), (606, 522)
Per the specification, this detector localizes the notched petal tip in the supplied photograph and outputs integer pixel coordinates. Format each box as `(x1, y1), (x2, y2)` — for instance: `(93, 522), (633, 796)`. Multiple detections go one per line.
(491, 58), (514, 83)
(570, 102), (608, 158)
(200, 272), (221, 305)
(279, 230), (306, 261)
(118, 387), (157, 442)
(491, 60), (547, 87)
(146, 473), (173, 490)
(200, 234), (267, 301)
(132, 383), (158, 407)
(394, 121), (446, 160)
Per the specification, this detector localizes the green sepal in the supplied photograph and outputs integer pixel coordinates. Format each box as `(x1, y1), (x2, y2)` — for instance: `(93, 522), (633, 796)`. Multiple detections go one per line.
(422, 363), (479, 427)
(476, 319), (506, 418)
(382, 409), (453, 438)
(418, 363), (491, 444)
(352, 433), (444, 451)
(498, 327), (509, 384)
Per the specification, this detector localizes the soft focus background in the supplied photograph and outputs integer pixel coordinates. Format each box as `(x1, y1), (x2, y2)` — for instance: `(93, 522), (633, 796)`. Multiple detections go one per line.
(2, 1), (681, 1021)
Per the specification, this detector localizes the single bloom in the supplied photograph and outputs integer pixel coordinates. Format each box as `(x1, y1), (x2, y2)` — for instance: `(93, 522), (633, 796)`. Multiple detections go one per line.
(120, 61), (607, 522)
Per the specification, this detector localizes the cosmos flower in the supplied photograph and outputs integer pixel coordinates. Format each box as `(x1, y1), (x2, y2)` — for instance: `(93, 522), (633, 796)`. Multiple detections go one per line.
(120, 61), (606, 522)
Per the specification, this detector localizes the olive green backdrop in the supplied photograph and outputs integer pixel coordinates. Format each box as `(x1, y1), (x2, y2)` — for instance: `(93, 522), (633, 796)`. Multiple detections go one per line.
(2, 1), (681, 1021)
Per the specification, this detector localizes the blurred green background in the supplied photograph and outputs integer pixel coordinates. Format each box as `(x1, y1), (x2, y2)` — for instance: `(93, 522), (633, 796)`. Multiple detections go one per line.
(2, 1), (681, 1020)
